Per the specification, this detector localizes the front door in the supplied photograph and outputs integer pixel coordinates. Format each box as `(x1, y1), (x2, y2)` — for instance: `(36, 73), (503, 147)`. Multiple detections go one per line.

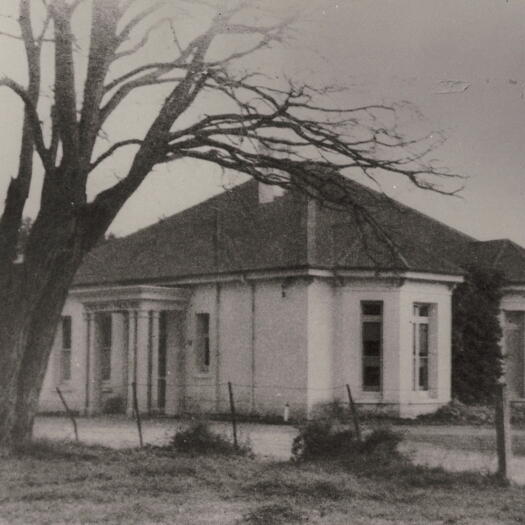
(504, 311), (524, 398)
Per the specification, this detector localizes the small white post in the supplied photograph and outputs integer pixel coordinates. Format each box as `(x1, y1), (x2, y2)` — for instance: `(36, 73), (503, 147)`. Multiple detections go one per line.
(283, 402), (290, 423)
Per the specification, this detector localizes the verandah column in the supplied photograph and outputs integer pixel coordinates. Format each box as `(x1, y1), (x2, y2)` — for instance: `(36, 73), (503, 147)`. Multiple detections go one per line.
(86, 312), (101, 416)
(135, 310), (150, 414)
(150, 311), (160, 413)
(126, 310), (137, 416)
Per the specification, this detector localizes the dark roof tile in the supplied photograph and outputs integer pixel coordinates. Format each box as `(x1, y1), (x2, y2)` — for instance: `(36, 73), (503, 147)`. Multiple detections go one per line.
(73, 175), (525, 286)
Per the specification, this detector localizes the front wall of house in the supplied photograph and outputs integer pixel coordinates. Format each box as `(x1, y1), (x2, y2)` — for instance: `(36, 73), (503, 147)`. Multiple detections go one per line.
(252, 279), (309, 416)
(398, 281), (453, 417)
(332, 279), (402, 409)
(181, 279), (309, 417)
(39, 275), (455, 419)
(40, 295), (87, 413)
(306, 279), (335, 412)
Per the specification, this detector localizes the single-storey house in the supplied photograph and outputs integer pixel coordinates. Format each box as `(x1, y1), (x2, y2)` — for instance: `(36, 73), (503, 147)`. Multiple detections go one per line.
(38, 176), (525, 418)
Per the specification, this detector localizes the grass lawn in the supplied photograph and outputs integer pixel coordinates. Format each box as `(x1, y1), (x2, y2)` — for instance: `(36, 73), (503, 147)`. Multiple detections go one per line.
(403, 427), (525, 457)
(1, 440), (525, 524)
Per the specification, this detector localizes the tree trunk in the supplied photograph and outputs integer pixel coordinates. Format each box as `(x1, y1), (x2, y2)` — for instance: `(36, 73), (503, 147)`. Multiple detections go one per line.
(0, 211), (92, 449)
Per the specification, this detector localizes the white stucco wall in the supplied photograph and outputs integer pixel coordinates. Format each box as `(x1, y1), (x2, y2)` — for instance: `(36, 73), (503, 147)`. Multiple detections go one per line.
(332, 279), (402, 408)
(39, 274), (455, 419)
(182, 284), (218, 414)
(39, 294), (87, 413)
(252, 279), (309, 417)
(331, 277), (453, 417)
(179, 279), (309, 418)
(306, 278), (335, 412)
(397, 280), (453, 417)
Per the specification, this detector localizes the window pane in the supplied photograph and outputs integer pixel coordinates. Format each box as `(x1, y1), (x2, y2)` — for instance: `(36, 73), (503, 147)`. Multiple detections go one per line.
(196, 313), (210, 372)
(419, 356), (429, 390)
(363, 322), (381, 358)
(101, 348), (111, 381)
(62, 316), (72, 350)
(204, 338), (210, 368)
(99, 314), (112, 381)
(363, 358), (381, 390)
(414, 304), (430, 317)
(362, 302), (382, 316)
(361, 302), (382, 391)
(62, 350), (71, 381)
(101, 315), (112, 347)
(363, 321), (381, 342)
(419, 324), (429, 356)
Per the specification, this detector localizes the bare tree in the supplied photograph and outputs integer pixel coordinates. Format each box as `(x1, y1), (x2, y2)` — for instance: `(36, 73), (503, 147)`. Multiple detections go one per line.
(0, 0), (459, 447)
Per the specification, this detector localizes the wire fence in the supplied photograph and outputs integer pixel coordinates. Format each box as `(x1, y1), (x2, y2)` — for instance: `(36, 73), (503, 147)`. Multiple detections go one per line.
(48, 382), (525, 482)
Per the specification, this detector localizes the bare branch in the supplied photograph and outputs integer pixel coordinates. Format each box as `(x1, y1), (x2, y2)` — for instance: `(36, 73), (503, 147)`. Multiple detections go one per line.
(113, 18), (167, 60)
(116, 0), (165, 46)
(50, 0), (79, 163)
(89, 139), (143, 172)
(78, 0), (121, 175)
(0, 77), (51, 171)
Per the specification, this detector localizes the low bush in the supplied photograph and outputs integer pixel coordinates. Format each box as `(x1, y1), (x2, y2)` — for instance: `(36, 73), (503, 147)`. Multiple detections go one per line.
(359, 427), (403, 457)
(291, 420), (354, 461)
(103, 395), (126, 415)
(169, 420), (251, 456)
(291, 420), (403, 462)
(309, 400), (350, 424)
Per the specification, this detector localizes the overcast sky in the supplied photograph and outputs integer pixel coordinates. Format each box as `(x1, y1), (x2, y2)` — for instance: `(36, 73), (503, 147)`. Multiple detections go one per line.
(2, 0), (525, 244)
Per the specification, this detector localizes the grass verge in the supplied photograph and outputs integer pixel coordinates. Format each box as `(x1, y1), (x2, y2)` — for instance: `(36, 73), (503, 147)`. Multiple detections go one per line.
(1, 438), (524, 524)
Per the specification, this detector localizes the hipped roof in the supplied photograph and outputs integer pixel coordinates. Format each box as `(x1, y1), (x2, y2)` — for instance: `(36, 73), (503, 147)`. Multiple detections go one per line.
(74, 176), (524, 287)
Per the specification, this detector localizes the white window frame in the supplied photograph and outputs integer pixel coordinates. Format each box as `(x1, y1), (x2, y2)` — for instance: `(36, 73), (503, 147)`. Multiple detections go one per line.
(195, 313), (211, 374)
(412, 303), (431, 392)
(99, 314), (112, 382)
(361, 301), (383, 392)
(60, 316), (72, 382)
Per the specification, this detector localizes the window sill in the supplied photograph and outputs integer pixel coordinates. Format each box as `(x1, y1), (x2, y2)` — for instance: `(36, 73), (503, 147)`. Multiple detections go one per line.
(409, 390), (431, 401)
(356, 391), (382, 402)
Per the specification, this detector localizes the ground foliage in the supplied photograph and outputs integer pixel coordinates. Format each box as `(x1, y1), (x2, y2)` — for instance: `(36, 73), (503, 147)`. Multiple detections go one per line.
(169, 419), (252, 456)
(2, 438), (524, 524)
(452, 264), (505, 404)
(291, 419), (403, 462)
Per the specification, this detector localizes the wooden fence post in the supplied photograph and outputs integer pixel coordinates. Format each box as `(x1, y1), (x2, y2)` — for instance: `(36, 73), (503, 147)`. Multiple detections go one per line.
(56, 387), (79, 442)
(346, 384), (362, 442)
(132, 381), (144, 448)
(495, 382), (512, 484)
(227, 381), (238, 449)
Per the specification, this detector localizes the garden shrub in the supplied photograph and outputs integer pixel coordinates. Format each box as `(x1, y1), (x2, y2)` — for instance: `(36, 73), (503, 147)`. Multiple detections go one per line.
(103, 395), (125, 414)
(291, 420), (355, 461)
(170, 420), (251, 456)
(291, 420), (403, 462)
(359, 427), (403, 457)
(309, 400), (349, 424)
